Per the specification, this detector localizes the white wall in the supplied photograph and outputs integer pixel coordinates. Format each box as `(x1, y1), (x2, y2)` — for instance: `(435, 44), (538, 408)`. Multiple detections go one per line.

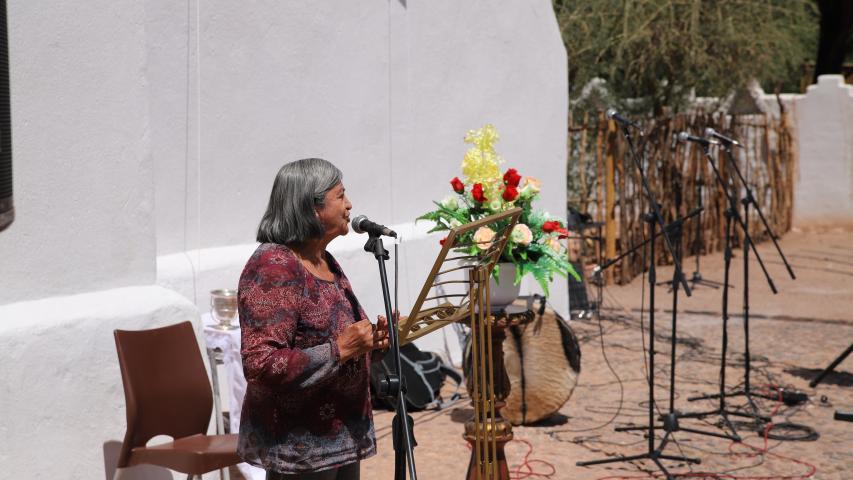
(0, 0), (156, 305)
(0, 0), (569, 477)
(700, 76), (853, 229)
(150, 0), (570, 343)
(0, 287), (200, 479)
(793, 75), (853, 228)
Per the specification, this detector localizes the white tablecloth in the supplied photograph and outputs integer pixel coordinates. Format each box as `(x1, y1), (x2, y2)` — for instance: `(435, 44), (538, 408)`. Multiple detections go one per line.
(202, 313), (266, 480)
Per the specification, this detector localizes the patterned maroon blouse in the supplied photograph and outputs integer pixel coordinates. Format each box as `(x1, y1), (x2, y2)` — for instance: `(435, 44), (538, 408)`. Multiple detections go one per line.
(237, 243), (376, 474)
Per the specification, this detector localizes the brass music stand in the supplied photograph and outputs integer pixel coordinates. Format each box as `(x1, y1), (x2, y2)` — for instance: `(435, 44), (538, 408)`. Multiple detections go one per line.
(400, 208), (521, 480)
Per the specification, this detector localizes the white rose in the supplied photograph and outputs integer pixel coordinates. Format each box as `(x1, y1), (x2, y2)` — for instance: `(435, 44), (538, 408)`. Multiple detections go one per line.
(472, 226), (496, 251)
(489, 199), (503, 212)
(449, 218), (462, 228)
(441, 195), (459, 211)
(511, 223), (533, 246)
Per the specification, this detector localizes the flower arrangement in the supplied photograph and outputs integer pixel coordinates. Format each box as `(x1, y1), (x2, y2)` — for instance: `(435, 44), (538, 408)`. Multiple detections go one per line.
(417, 124), (580, 295)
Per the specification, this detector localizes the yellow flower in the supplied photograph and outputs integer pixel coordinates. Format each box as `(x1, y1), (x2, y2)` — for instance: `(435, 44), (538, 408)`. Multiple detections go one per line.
(464, 123), (499, 150)
(461, 124), (503, 185)
(473, 226), (496, 251)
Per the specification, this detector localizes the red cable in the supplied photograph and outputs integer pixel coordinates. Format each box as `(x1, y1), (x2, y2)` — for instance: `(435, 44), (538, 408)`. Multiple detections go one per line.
(509, 438), (556, 479)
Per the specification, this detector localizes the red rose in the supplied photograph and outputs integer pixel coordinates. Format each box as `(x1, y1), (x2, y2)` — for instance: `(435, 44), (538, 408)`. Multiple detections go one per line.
(450, 177), (465, 194)
(439, 237), (447, 246)
(502, 185), (519, 202)
(556, 226), (570, 239)
(503, 168), (521, 187)
(472, 183), (487, 203)
(542, 221), (558, 233)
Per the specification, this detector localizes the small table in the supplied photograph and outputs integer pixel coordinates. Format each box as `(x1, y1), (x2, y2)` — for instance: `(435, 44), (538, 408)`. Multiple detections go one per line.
(201, 313), (266, 480)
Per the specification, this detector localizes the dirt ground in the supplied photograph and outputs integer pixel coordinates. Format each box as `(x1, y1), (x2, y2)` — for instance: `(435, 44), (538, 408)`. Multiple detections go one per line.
(363, 229), (853, 480)
(234, 229), (853, 479)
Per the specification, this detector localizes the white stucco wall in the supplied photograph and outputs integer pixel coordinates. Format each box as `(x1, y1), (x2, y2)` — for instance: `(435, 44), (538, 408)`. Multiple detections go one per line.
(793, 75), (853, 228)
(0, 0), (568, 478)
(0, 0), (156, 305)
(0, 287), (200, 479)
(149, 0), (570, 353)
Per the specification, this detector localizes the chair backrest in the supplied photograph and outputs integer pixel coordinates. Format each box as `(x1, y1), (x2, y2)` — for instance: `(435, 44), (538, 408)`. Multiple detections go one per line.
(114, 321), (214, 468)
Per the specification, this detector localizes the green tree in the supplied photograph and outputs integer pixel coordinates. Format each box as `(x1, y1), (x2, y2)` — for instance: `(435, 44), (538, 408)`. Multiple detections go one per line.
(553, 0), (818, 114)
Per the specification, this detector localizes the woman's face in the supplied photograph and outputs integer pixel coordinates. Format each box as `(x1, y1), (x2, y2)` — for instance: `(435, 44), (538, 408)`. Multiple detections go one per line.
(317, 182), (352, 240)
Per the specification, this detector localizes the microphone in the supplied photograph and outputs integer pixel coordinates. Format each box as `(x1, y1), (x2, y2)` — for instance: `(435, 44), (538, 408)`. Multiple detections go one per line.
(351, 215), (397, 238)
(677, 131), (718, 146)
(704, 127), (743, 148)
(605, 108), (641, 129)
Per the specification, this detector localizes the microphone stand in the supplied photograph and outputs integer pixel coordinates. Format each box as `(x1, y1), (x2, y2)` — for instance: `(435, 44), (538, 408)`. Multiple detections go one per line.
(576, 123), (697, 480)
(690, 140), (796, 415)
(363, 233), (417, 480)
(690, 179), (724, 289)
(684, 143), (779, 430)
(616, 207), (740, 443)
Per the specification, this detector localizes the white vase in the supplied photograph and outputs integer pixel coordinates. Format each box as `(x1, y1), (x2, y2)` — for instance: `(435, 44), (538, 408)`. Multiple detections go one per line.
(488, 262), (521, 310)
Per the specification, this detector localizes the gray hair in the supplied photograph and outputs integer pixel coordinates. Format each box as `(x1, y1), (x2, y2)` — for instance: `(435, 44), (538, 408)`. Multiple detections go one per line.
(256, 158), (343, 245)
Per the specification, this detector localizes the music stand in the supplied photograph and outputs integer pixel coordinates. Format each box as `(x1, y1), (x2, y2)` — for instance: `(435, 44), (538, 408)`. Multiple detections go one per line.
(399, 208), (521, 480)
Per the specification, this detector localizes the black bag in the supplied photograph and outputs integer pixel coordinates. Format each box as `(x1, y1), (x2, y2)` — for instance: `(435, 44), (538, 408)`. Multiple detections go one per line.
(370, 343), (462, 411)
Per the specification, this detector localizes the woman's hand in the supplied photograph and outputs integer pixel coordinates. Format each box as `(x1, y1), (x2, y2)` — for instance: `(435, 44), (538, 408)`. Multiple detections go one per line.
(374, 315), (390, 351)
(337, 318), (391, 362)
(337, 320), (375, 362)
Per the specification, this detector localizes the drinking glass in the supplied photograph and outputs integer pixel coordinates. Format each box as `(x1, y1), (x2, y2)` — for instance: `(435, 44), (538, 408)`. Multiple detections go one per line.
(210, 289), (238, 330)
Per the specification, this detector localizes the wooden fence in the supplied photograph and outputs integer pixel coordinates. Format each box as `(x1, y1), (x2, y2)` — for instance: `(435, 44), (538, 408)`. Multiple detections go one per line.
(567, 111), (797, 284)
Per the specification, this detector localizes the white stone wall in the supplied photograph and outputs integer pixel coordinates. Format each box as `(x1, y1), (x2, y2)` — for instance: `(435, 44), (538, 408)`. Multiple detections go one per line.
(792, 75), (853, 228)
(149, 0), (570, 354)
(0, 1), (569, 478)
(0, 0), (156, 305)
(695, 76), (853, 229)
(0, 287), (200, 479)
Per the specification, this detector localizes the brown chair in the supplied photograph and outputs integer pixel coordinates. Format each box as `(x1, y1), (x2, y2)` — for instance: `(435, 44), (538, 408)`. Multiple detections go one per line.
(113, 321), (241, 480)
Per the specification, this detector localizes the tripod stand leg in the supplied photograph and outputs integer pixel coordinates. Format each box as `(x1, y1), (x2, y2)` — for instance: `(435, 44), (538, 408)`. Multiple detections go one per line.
(809, 343), (853, 387)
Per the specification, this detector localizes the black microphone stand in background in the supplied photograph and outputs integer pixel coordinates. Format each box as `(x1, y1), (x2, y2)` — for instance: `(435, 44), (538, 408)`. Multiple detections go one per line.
(689, 179), (724, 289)
(617, 206), (741, 443)
(577, 121), (698, 480)
(688, 139), (796, 419)
(682, 142), (781, 431)
(362, 233), (417, 480)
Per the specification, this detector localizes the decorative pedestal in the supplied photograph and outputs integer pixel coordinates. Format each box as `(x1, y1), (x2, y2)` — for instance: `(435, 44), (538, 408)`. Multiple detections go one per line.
(463, 305), (535, 480)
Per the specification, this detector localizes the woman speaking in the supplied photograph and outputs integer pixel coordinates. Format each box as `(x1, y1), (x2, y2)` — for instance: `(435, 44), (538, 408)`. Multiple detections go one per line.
(238, 158), (389, 480)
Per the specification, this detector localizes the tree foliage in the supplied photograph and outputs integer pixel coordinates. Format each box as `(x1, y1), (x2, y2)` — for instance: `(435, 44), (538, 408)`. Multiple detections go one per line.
(553, 0), (819, 114)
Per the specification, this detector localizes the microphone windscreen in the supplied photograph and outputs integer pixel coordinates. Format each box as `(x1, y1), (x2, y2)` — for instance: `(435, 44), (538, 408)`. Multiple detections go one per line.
(677, 131), (689, 143)
(605, 108), (617, 119)
(704, 127), (716, 138)
(350, 214), (367, 233)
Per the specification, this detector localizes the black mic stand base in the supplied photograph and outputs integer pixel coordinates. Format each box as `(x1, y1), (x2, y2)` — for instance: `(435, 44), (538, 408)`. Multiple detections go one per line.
(656, 268), (728, 291)
(576, 432), (700, 480)
(618, 406), (742, 441)
(687, 389), (775, 421)
(689, 270), (726, 289)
